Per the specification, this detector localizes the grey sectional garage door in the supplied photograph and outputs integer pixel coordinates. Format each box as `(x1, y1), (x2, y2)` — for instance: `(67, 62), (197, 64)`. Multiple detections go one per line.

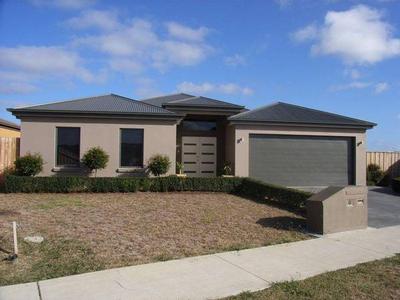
(249, 134), (355, 187)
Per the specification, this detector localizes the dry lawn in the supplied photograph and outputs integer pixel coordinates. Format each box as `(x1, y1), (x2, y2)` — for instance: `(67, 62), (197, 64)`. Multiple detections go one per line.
(0, 192), (309, 285)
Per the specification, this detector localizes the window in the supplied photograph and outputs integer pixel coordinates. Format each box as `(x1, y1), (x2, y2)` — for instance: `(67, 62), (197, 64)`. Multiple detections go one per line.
(120, 129), (144, 167)
(56, 127), (80, 166)
(181, 120), (216, 132)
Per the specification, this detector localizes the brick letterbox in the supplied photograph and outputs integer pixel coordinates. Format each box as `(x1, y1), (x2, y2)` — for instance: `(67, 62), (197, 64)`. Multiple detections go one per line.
(307, 186), (368, 234)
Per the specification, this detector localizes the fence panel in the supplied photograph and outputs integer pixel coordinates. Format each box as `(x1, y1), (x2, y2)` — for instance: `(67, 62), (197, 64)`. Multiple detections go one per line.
(367, 151), (400, 178)
(0, 137), (20, 172)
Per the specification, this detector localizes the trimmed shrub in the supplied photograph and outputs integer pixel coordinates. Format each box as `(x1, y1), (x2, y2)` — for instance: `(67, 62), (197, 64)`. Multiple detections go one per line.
(238, 178), (313, 209)
(392, 177), (400, 193)
(367, 164), (384, 186)
(14, 153), (43, 176)
(81, 147), (109, 176)
(147, 155), (171, 177)
(3, 176), (242, 194)
(2, 175), (312, 210)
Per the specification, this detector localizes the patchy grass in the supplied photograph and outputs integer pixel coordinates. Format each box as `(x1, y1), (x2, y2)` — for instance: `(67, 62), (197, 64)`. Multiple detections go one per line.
(34, 196), (88, 210)
(1, 239), (103, 286)
(225, 254), (400, 300)
(0, 192), (309, 285)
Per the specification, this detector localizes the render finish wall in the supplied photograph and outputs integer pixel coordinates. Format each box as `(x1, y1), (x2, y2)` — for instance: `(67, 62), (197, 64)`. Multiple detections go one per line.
(233, 124), (367, 186)
(20, 117), (177, 177)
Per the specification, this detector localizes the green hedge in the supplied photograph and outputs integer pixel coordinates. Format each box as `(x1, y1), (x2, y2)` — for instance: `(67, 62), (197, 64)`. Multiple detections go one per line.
(238, 178), (313, 209)
(3, 175), (311, 209)
(3, 176), (242, 194)
(392, 177), (400, 193)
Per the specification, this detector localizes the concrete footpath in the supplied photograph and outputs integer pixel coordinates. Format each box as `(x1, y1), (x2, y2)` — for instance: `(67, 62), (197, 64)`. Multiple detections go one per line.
(1, 225), (400, 300)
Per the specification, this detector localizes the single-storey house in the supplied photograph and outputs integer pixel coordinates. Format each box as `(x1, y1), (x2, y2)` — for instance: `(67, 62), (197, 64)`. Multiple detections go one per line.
(0, 118), (20, 138)
(8, 93), (375, 187)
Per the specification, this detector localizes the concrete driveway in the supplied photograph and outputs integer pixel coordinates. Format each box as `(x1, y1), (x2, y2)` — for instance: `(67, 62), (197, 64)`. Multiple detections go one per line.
(368, 187), (400, 228)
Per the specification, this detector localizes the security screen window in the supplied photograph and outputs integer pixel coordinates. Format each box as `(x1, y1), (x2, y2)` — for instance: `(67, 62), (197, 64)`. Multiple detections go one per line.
(56, 127), (80, 166)
(120, 129), (144, 167)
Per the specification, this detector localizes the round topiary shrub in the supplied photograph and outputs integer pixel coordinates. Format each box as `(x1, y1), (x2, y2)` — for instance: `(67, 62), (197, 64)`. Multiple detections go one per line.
(81, 147), (109, 176)
(367, 163), (384, 186)
(14, 153), (44, 176)
(148, 154), (171, 177)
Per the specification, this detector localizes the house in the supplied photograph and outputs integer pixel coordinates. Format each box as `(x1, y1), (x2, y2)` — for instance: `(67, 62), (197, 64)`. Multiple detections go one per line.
(0, 118), (20, 138)
(8, 93), (376, 187)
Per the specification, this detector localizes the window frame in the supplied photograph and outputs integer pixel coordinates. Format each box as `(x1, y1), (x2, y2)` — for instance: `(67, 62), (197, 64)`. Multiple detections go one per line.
(119, 128), (144, 168)
(55, 126), (81, 167)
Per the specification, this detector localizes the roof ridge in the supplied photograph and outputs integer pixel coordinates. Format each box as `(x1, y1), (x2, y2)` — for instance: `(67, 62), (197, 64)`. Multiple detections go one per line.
(141, 93), (195, 102)
(277, 101), (376, 126)
(112, 94), (176, 114)
(166, 95), (245, 108)
(167, 96), (199, 104)
(229, 102), (281, 119)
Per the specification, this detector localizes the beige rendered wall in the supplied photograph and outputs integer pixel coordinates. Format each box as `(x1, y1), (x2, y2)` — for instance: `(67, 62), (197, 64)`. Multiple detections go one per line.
(233, 124), (367, 186)
(20, 117), (177, 177)
(0, 127), (20, 138)
(225, 124), (236, 173)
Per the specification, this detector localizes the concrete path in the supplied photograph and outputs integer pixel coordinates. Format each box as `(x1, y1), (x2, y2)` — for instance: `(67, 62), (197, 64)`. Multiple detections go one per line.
(1, 225), (400, 300)
(368, 187), (400, 228)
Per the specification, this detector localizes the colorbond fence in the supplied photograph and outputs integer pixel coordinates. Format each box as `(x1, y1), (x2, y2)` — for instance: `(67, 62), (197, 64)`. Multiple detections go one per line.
(367, 151), (400, 179)
(0, 137), (20, 172)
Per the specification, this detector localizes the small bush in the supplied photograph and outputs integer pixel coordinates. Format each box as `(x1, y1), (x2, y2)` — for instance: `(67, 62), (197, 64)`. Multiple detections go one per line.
(367, 164), (385, 186)
(14, 153), (43, 176)
(81, 147), (109, 176)
(148, 154), (171, 176)
(392, 177), (400, 193)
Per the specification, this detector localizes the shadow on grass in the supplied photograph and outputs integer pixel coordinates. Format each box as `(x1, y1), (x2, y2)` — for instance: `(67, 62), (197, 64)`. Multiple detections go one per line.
(256, 216), (306, 231)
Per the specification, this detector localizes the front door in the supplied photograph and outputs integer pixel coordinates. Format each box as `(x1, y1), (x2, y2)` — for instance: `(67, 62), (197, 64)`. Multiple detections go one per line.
(182, 136), (217, 177)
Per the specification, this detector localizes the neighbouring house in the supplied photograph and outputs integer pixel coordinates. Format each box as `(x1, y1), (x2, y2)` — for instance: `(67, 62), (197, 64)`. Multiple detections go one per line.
(0, 118), (20, 138)
(8, 93), (376, 187)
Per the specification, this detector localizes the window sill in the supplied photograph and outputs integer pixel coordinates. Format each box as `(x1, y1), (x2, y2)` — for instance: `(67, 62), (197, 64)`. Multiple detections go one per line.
(52, 166), (82, 173)
(116, 167), (145, 173)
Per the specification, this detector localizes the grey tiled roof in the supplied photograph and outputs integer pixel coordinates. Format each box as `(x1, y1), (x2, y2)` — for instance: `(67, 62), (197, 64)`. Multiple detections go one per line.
(229, 102), (376, 127)
(141, 94), (244, 109)
(9, 94), (177, 116)
(141, 93), (195, 107)
(0, 118), (20, 130)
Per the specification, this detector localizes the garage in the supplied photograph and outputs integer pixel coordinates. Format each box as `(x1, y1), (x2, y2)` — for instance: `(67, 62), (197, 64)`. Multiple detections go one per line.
(249, 134), (355, 187)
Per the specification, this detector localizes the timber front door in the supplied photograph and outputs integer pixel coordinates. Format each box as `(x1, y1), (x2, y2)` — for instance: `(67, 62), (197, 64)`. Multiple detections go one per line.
(182, 136), (217, 177)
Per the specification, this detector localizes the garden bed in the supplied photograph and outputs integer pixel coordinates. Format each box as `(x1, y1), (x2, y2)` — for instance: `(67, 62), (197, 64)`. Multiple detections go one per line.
(0, 192), (310, 285)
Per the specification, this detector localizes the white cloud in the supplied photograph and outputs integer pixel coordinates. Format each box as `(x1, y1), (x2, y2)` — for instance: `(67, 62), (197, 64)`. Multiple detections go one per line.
(275, 0), (292, 9)
(291, 24), (318, 42)
(0, 81), (38, 94)
(294, 5), (400, 65)
(344, 68), (361, 79)
(330, 81), (371, 91)
(29, 0), (96, 9)
(74, 18), (213, 72)
(375, 82), (389, 93)
(65, 9), (120, 31)
(224, 54), (246, 67)
(0, 46), (94, 81)
(0, 46), (97, 93)
(177, 81), (253, 96)
(165, 22), (209, 42)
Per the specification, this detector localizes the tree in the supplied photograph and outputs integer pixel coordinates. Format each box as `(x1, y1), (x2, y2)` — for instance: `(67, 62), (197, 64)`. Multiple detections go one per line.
(81, 147), (109, 177)
(148, 154), (171, 176)
(14, 153), (43, 176)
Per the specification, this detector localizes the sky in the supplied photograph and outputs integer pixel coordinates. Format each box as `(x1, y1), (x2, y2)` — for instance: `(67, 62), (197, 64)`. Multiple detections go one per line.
(0, 0), (399, 150)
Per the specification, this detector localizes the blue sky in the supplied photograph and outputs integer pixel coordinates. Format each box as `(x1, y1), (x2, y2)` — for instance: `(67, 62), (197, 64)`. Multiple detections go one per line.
(0, 0), (399, 150)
